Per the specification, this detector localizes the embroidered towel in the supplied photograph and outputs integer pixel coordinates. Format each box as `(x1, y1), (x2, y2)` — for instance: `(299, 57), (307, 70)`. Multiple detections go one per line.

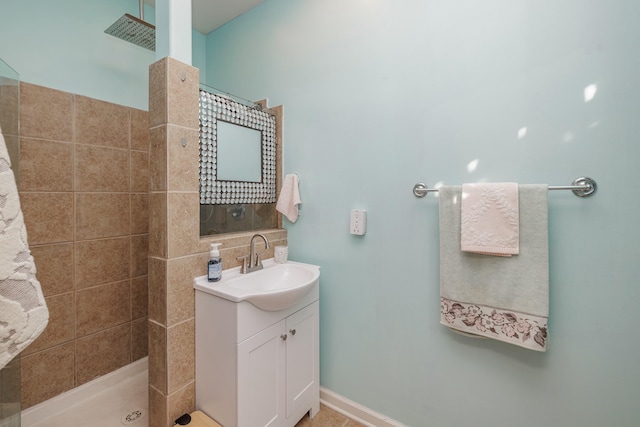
(0, 125), (49, 370)
(439, 185), (549, 351)
(461, 182), (519, 256)
(276, 174), (302, 222)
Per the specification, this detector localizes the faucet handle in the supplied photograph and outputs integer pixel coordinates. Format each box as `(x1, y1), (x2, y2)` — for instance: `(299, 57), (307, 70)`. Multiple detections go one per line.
(236, 255), (249, 274)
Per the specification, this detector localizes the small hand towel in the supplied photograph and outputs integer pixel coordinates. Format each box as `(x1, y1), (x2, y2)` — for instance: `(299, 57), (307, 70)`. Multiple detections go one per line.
(439, 185), (549, 351)
(0, 125), (49, 369)
(276, 174), (302, 222)
(461, 182), (519, 256)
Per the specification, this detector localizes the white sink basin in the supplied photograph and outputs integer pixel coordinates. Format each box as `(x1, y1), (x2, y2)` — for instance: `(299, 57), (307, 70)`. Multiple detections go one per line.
(194, 259), (320, 311)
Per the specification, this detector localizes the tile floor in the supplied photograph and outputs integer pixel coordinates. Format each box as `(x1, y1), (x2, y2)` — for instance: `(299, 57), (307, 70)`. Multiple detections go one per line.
(295, 405), (366, 427)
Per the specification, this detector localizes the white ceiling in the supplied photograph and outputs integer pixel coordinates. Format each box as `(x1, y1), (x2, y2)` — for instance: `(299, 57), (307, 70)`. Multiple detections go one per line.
(145, 0), (263, 35)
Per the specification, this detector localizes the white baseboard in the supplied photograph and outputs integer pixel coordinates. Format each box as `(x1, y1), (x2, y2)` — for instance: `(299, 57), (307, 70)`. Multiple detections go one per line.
(319, 387), (407, 427)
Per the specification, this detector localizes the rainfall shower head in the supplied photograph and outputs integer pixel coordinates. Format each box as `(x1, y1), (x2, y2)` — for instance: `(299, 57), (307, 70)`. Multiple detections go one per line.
(105, 0), (155, 51)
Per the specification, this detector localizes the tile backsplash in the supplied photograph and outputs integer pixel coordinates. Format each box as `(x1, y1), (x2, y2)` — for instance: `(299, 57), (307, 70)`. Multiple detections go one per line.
(17, 82), (149, 408)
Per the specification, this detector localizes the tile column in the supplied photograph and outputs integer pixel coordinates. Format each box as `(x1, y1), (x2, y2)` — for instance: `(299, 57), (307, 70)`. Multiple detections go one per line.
(148, 56), (200, 427)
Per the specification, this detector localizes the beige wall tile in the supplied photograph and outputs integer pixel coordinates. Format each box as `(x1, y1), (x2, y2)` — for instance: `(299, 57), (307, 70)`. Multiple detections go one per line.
(30, 243), (73, 296)
(75, 237), (130, 289)
(76, 324), (131, 385)
(76, 193), (130, 240)
(149, 59), (167, 128)
(195, 231), (289, 270)
(148, 385), (168, 427)
(135, 238), (151, 275)
(19, 138), (73, 192)
(220, 245), (259, 270)
(3, 134), (20, 185)
(21, 343), (75, 409)
(0, 353), (20, 404)
(210, 235), (286, 270)
(75, 95), (129, 149)
(166, 255), (205, 326)
(148, 256), (167, 325)
(131, 193), (149, 235)
(167, 382), (195, 427)
(167, 320), (194, 393)
(76, 281), (131, 337)
(0, 83), (19, 136)
(131, 234), (149, 278)
(149, 192), (167, 258)
(18, 84), (152, 408)
(75, 145), (129, 192)
(166, 58), (199, 129)
(167, 125), (199, 192)
(131, 108), (150, 152)
(167, 192), (199, 258)
(132, 276), (149, 319)
(148, 321), (167, 394)
(22, 293), (74, 356)
(131, 150), (149, 192)
(149, 126), (167, 191)
(131, 316), (148, 361)
(21, 192), (73, 245)
(198, 228), (288, 255)
(20, 83), (73, 142)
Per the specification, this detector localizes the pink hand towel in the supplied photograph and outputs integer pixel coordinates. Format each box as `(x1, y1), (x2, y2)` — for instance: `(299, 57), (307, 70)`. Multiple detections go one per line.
(461, 183), (519, 256)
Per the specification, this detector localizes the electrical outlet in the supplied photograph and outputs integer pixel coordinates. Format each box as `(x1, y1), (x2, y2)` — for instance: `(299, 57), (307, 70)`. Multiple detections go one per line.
(350, 209), (367, 235)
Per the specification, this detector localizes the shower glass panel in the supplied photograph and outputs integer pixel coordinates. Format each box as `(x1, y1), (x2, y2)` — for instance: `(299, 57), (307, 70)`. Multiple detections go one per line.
(0, 57), (21, 427)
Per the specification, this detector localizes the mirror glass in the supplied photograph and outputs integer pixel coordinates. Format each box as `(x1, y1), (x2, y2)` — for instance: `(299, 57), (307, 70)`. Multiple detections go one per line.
(216, 120), (262, 182)
(199, 88), (277, 205)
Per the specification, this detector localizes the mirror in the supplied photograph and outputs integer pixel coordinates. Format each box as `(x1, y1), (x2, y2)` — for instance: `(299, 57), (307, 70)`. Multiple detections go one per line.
(199, 88), (277, 205)
(216, 120), (262, 182)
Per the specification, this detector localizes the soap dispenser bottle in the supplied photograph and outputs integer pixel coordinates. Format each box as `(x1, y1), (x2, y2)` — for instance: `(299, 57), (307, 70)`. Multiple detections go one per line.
(208, 243), (222, 282)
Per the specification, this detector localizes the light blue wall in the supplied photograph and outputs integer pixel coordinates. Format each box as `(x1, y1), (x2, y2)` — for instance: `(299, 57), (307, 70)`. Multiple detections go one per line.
(206, 1), (640, 426)
(0, 0), (207, 110)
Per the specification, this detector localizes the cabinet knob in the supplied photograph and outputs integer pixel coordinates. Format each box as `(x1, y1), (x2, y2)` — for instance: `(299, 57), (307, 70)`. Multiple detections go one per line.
(280, 334), (287, 341)
(289, 329), (296, 336)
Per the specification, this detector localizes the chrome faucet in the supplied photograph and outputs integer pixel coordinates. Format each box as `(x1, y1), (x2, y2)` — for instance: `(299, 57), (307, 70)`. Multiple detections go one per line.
(237, 233), (270, 274)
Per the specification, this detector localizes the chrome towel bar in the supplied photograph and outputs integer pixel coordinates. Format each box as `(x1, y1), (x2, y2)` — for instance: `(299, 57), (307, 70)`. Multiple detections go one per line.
(413, 177), (597, 198)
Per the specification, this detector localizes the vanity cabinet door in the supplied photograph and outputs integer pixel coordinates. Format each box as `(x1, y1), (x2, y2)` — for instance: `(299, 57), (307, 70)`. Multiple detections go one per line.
(285, 302), (319, 419)
(235, 301), (319, 427)
(237, 321), (286, 427)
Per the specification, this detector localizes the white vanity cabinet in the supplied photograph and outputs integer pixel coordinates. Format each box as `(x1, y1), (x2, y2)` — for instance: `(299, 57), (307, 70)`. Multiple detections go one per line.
(195, 278), (320, 427)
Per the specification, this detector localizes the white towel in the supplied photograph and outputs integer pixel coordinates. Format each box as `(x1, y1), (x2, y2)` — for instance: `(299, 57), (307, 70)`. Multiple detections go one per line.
(461, 182), (519, 256)
(0, 125), (49, 369)
(276, 174), (302, 222)
(439, 185), (549, 352)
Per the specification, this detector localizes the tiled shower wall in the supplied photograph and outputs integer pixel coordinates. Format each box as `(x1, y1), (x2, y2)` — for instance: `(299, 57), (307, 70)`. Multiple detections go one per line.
(17, 82), (149, 409)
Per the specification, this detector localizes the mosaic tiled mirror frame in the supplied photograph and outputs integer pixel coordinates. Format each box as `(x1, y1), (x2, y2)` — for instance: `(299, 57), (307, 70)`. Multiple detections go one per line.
(199, 89), (277, 204)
